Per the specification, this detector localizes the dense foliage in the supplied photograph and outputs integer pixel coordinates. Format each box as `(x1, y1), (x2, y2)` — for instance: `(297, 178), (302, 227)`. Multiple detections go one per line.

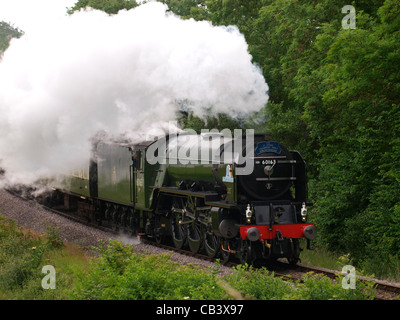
(67, 0), (140, 14)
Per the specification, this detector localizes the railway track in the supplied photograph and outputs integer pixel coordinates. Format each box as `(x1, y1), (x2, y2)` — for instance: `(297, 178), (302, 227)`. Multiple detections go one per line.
(5, 187), (400, 300)
(290, 263), (400, 300)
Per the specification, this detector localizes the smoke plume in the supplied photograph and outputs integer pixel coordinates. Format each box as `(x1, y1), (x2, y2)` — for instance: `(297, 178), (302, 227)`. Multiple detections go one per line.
(0, 2), (268, 185)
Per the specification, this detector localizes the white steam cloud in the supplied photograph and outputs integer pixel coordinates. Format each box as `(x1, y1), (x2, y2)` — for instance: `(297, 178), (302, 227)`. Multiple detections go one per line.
(0, 2), (268, 185)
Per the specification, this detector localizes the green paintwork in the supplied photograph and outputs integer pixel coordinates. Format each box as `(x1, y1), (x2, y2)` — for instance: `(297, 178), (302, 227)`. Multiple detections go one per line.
(61, 133), (240, 210)
(68, 175), (91, 197)
(97, 142), (133, 205)
(132, 147), (161, 210)
(149, 133), (238, 204)
(60, 168), (91, 197)
(166, 163), (214, 186)
(164, 162), (236, 203)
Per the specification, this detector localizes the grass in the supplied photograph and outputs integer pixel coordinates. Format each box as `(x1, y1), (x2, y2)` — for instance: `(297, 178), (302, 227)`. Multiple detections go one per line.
(299, 239), (400, 282)
(0, 215), (88, 299)
(299, 240), (342, 270)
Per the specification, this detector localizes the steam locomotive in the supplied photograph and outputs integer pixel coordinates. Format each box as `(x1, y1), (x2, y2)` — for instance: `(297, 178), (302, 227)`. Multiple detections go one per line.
(49, 131), (316, 265)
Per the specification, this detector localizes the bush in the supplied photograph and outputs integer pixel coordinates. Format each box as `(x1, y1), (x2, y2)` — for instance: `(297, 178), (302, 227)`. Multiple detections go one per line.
(44, 226), (64, 249)
(0, 215), (74, 299)
(296, 272), (376, 300)
(225, 264), (292, 300)
(72, 240), (225, 300)
(0, 216), (45, 290)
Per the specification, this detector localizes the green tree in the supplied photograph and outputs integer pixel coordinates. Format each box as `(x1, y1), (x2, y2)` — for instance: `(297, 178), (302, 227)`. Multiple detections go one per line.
(158, 0), (209, 20)
(67, 0), (139, 15)
(0, 21), (23, 55)
(178, 109), (244, 133)
(302, 0), (400, 263)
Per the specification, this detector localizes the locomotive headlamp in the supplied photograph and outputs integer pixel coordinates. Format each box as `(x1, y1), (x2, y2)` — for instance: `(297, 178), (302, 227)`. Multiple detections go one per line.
(301, 202), (308, 222)
(245, 204), (253, 224)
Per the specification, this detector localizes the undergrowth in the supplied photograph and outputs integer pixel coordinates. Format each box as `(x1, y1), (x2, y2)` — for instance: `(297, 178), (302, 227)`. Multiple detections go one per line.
(0, 215), (377, 300)
(72, 239), (377, 300)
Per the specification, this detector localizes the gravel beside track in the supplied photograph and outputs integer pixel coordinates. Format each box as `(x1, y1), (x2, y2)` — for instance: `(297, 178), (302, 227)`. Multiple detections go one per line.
(0, 188), (232, 275)
(0, 188), (112, 248)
